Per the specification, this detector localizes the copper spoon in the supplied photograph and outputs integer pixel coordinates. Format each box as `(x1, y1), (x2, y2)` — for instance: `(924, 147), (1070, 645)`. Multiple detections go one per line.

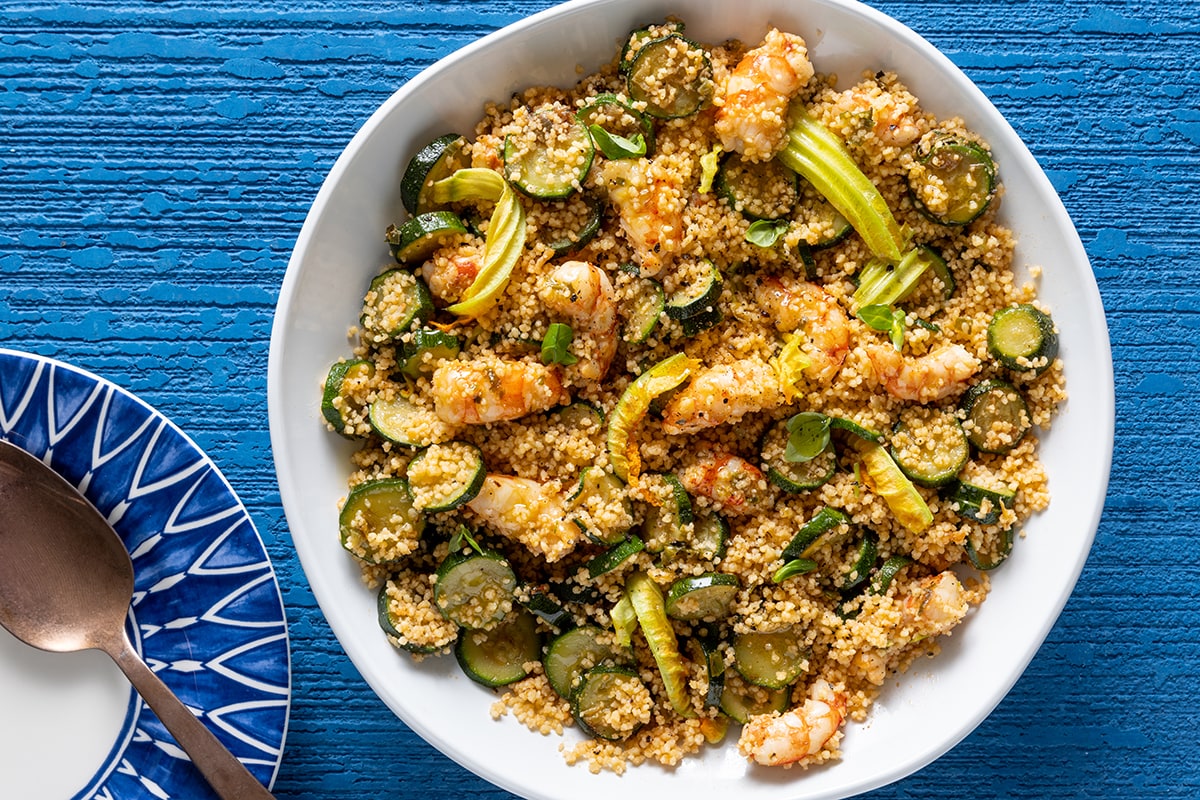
(0, 439), (275, 799)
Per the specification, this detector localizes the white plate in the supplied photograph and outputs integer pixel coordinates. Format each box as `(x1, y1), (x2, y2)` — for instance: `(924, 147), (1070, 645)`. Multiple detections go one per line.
(0, 349), (290, 799)
(268, 1), (1113, 797)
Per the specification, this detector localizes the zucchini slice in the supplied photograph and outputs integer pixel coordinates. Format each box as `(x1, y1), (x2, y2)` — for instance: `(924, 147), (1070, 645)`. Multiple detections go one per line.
(360, 269), (434, 339)
(339, 477), (425, 564)
(689, 511), (729, 561)
(434, 550), (518, 629)
(665, 260), (721, 321)
(640, 473), (693, 551)
(455, 609), (541, 688)
(761, 418), (838, 493)
(830, 416), (883, 443)
(839, 533), (879, 592)
(781, 507), (851, 561)
(571, 664), (651, 741)
(665, 573), (739, 621)
(732, 629), (809, 690)
(568, 466), (633, 546)
(368, 393), (453, 448)
(577, 93), (656, 159)
(401, 133), (467, 216)
(944, 480), (1016, 526)
(715, 153), (798, 221)
(386, 211), (468, 265)
(688, 627), (726, 709)
(908, 130), (996, 226)
(719, 673), (789, 724)
(378, 571), (458, 654)
(966, 527), (1015, 571)
(543, 197), (605, 256)
(987, 304), (1059, 375)
(622, 276), (665, 344)
(626, 571), (695, 717)
(962, 379), (1031, 454)
(626, 34), (713, 119)
(544, 624), (624, 698)
(619, 21), (684, 75)
(503, 101), (594, 199)
(407, 441), (486, 513)
(868, 555), (914, 596)
(321, 359), (374, 437)
(889, 406), (969, 488)
(398, 328), (461, 378)
(586, 534), (645, 578)
(520, 590), (574, 631)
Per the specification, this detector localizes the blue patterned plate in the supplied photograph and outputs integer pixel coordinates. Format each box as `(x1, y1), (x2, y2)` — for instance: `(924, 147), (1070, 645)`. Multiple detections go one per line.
(0, 349), (289, 799)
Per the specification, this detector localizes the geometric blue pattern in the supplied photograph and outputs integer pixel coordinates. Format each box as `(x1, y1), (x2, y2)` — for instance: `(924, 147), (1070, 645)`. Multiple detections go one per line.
(0, 349), (290, 799)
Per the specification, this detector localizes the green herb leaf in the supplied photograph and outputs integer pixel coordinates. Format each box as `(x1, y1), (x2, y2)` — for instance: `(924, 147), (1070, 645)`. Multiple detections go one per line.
(857, 304), (906, 351)
(784, 412), (831, 462)
(449, 524), (484, 556)
(745, 219), (789, 248)
(772, 558), (818, 584)
(588, 125), (647, 159)
(914, 318), (941, 332)
(541, 322), (579, 366)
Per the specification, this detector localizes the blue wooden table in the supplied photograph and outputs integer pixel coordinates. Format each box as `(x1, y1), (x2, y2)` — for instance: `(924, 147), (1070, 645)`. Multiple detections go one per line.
(2, 1), (1197, 797)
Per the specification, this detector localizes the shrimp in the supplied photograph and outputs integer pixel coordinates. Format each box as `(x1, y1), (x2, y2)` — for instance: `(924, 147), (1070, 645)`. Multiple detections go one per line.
(431, 356), (569, 424)
(840, 81), (921, 148)
(865, 342), (981, 403)
(537, 260), (618, 381)
(754, 276), (850, 385)
(421, 249), (480, 305)
(898, 570), (969, 641)
(715, 28), (815, 161)
(738, 679), (848, 767)
(465, 475), (582, 562)
(598, 157), (685, 276)
(660, 358), (783, 435)
(679, 453), (770, 514)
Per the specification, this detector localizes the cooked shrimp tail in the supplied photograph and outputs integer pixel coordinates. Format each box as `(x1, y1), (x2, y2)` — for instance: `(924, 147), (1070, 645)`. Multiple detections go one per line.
(865, 342), (980, 403)
(738, 678), (848, 766)
(432, 356), (570, 424)
(538, 260), (619, 381)
(716, 28), (815, 161)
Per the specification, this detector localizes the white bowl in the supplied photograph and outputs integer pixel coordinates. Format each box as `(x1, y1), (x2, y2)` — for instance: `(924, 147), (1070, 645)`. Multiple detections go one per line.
(268, 0), (1113, 797)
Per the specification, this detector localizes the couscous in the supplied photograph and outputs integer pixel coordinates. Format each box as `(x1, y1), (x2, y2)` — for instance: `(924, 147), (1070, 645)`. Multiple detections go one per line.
(321, 19), (1065, 776)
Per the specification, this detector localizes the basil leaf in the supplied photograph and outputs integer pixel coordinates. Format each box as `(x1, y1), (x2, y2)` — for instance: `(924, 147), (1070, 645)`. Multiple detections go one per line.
(772, 558), (819, 584)
(784, 412), (831, 462)
(541, 322), (579, 366)
(856, 304), (895, 331)
(745, 219), (789, 248)
(588, 124), (646, 159)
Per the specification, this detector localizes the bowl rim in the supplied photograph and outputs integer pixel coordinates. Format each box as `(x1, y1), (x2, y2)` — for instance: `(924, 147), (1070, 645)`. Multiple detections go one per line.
(268, 0), (1114, 797)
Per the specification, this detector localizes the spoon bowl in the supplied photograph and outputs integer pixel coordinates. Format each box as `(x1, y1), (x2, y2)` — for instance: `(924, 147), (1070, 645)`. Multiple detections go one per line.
(0, 439), (274, 800)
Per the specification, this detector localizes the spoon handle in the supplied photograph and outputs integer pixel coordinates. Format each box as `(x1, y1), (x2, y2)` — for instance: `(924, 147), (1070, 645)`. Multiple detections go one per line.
(107, 632), (276, 799)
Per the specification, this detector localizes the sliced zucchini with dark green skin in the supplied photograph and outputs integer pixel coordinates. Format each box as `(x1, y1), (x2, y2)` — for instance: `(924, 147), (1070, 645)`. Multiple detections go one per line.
(407, 441), (486, 513)
(732, 629), (809, 689)
(962, 379), (1031, 454)
(571, 664), (650, 741)
(455, 609), (542, 688)
(338, 478), (425, 565)
(544, 624), (623, 698)
(889, 407), (969, 488)
(715, 153), (799, 220)
(503, 102), (594, 199)
(688, 628), (726, 709)
(829, 416), (883, 443)
(690, 511), (729, 561)
(543, 197), (605, 255)
(619, 21), (684, 75)
(640, 473), (693, 551)
(771, 558), (818, 584)
(586, 534), (645, 578)
(665, 260), (721, 320)
(839, 532), (879, 592)
(944, 480), (1016, 526)
(679, 307), (722, 337)
(909, 130), (996, 226)
(626, 34), (713, 119)
(868, 555), (914, 595)
(398, 328), (461, 378)
(966, 527), (1015, 570)
(577, 93), (656, 158)
(761, 418), (838, 493)
(622, 276), (665, 344)
(568, 466), (633, 546)
(386, 211), (468, 265)
(781, 507), (851, 561)
(321, 359), (374, 436)
(987, 304), (1059, 375)
(665, 573), (739, 621)
(434, 550), (518, 629)
(401, 133), (467, 216)
(521, 590), (575, 631)
(378, 573), (457, 655)
(360, 269), (435, 338)
(719, 675), (789, 724)
(795, 177), (852, 249)
(368, 394), (448, 448)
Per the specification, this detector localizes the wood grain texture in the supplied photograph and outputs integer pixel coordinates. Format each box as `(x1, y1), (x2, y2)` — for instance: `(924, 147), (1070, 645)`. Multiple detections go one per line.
(2, 0), (1198, 797)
